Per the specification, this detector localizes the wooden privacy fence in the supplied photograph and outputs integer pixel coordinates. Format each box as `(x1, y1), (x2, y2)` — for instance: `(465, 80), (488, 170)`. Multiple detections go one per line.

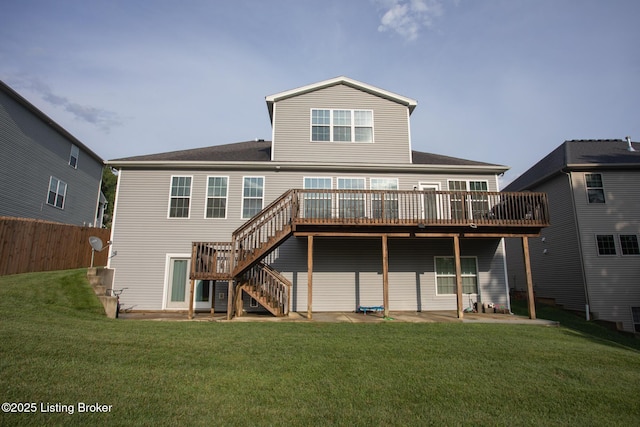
(0, 217), (111, 276)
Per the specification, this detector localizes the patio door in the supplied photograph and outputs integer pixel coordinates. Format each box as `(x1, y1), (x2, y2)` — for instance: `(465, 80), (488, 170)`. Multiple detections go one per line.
(166, 257), (212, 310)
(419, 183), (441, 220)
(166, 258), (190, 309)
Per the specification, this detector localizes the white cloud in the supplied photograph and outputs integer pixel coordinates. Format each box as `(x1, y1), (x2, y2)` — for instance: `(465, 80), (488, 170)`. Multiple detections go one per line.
(376, 0), (444, 41)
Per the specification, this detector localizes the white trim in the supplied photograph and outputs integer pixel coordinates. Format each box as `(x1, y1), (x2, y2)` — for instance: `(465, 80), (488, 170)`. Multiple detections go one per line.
(271, 104), (276, 161)
(500, 238), (511, 311)
(107, 169), (122, 269)
(106, 160), (509, 174)
(204, 175), (229, 219)
(167, 175), (193, 219)
(241, 176), (265, 219)
(407, 108), (413, 163)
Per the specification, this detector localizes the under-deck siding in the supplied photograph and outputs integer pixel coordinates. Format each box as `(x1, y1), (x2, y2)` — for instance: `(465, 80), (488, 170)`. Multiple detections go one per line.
(271, 237), (507, 313)
(272, 84), (411, 164)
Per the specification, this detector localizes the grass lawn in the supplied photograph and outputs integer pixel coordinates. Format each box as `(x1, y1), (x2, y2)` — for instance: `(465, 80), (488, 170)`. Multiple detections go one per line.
(1, 269), (639, 426)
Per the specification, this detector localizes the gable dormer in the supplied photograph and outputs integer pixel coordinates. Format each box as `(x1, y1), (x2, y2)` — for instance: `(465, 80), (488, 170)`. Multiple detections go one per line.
(266, 77), (417, 164)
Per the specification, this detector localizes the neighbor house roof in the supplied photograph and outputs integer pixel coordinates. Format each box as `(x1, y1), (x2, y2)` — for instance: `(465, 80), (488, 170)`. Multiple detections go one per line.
(265, 76), (418, 123)
(0, 80), (104, 164)
(107, 140), (507, 173)
(504, 139), (640, 191)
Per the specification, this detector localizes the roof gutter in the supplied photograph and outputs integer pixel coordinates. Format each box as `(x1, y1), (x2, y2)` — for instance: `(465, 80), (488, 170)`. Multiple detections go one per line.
(105, 160), (509, 174)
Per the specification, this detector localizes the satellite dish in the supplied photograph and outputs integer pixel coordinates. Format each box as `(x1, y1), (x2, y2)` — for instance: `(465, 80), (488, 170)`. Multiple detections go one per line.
(89, 236), (104, 252)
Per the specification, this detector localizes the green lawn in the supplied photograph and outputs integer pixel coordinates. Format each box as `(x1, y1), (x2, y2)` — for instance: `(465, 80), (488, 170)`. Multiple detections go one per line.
(1, 269), (639, 426)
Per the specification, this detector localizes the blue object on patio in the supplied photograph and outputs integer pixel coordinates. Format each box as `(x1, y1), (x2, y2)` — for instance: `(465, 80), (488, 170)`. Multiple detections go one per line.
(357, 305), (384, 315)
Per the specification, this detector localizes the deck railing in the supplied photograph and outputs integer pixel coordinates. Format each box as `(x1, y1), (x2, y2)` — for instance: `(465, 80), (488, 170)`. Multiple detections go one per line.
(190, 241), (234, 280)
(294, 189), (549, 227)
(192, 189), (549, 279)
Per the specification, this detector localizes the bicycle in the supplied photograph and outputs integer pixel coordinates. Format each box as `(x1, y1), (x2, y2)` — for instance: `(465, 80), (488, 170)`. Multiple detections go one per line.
(107, 288), (127, 318)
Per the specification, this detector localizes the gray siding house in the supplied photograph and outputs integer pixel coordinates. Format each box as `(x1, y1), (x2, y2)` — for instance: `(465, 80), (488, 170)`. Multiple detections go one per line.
(0, 80), (106, 226)
(504, 139), (640, 333)
(107, 77), (548, 318)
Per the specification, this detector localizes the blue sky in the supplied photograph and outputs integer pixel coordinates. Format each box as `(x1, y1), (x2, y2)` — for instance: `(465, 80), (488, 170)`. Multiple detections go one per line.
(2, 0), (639, 185)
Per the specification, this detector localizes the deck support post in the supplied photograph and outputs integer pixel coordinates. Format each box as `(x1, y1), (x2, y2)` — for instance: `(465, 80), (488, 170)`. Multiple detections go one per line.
(210, 280), (215, 317)
(522, 236), (536, 319)
(382, 234), (389, 318)
(453, 235), (464, 319)
(226, 280), (234, 320)
(307, 235), (313, 320)
(188, 278), (195, 320)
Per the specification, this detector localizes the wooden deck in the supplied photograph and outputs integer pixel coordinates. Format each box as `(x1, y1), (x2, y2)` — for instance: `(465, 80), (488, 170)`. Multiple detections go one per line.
(190, 189), (549, 280)
(188, 189), (549, 321)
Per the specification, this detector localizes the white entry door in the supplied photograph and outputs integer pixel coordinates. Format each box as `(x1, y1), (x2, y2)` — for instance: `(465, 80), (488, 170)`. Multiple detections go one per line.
(419, 183), (441, 220)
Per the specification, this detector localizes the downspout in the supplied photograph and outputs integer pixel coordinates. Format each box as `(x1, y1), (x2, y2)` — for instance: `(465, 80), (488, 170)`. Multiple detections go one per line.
(562, 168), (591, 320)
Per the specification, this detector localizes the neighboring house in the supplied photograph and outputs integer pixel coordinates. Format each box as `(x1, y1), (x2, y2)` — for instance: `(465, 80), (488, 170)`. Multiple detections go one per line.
(0, 80), (106, 227)
(106, 76), (548, 318)
(504, 139), (640, 333)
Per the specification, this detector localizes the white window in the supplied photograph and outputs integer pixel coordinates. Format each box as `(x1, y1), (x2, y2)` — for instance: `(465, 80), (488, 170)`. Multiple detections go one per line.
(585, 173), (605, 203)
(168, 176), (192, 218)
(242, 177), (264, 219)
(69, 145), (79, 169)
(435, 257), (478, 295)
(619, 235), (640, 256)
(596, 234), (616, 255)
(337, 178), (365, 218)
(303, 177), (332, 219)
(47, 176), (67, 209)
(311, 109), (373, 143)
(370, 178), (399, 219)
(205, 176), (228, 218)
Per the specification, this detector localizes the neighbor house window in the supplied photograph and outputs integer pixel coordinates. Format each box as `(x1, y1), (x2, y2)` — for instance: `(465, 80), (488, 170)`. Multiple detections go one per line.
(632, 307), (640, 333)
(169, 176), (192, 218)
(596, 234), (616, 255)
(620, 235), (640, 255)
(303, 177), (332, 219)
(47, 176), (67, 209)
(311, 109), (373, 142)
(337, 178), (365, 218)
(69, 145), (79, 169)
(586, 173), (605, 203)
(205, 176), (228, 218)
(242, 177), (264, 219)
(435, 257), (478, 295)
(371, 178), (399, 219)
